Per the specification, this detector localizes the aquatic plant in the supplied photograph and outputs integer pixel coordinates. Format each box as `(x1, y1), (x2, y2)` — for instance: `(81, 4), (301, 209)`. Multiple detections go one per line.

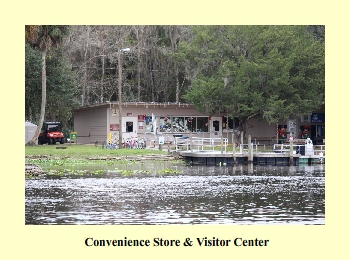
(119, 170), (134, 176)
(52, 159), (66, 166)
(158, 167), (181, 174)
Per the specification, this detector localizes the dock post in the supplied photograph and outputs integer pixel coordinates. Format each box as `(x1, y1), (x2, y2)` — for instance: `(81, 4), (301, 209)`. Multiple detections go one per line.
(190, 132), (193, 152)
(167, 136), (170, 153)
(248, 135), (252, 162)
(289, 140), (294, 165)
(221, 134), (223, 154)
(232, 133), (236, 165)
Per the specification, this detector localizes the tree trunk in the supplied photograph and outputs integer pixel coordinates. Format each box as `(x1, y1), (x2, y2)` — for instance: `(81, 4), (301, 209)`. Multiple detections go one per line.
(150, 62), (155, 102)
(30, 47), (47, 145)
(137, 52), (141, 102)
(175, 64), (179, 103)
(135, 27), (142, 102)
(83, 26), (90, 105)
(100, 55), (105, 103)
(238, 118), (247, 144)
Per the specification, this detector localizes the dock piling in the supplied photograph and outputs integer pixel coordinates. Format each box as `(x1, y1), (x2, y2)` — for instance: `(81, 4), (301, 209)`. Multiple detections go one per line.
(248, 135), (252, 162)
(221, 135), (223, 154)
(167, 136), (170, 153)
(232, 133), (236, 165)
(289, 140), (294, 165)
(190, 132), (193, 152)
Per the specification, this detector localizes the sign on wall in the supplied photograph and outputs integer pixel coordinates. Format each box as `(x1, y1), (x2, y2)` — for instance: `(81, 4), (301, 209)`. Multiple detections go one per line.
(110, 124), (120, 131)
(311, 113), (325, 123)
(138, 115), (146, 122)
(139, 122), (144, 130)
(111, 109), (118, 116)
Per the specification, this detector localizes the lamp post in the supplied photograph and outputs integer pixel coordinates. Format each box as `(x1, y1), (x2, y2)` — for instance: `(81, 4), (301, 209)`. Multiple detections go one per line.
(117, 47), (130, 149)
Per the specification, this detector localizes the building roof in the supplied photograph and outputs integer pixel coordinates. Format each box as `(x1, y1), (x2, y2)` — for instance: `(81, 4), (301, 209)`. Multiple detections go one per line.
(25, 121), (37, 126)
(72, 102), (195, 112)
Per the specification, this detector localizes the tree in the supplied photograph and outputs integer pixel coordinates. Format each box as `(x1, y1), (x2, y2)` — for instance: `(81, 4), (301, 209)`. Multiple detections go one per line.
(180, 25), (325, 141)
(63, 26), (193, 104)
(25, 25), (69, 145)
(44, 48), (79, 126)
(109, 25), (134, 148)
(25, 43), (42, 122)
(25, 44), (78, 127)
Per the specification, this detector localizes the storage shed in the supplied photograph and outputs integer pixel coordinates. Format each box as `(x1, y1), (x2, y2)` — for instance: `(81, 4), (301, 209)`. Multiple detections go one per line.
(25, 121), (37, 144)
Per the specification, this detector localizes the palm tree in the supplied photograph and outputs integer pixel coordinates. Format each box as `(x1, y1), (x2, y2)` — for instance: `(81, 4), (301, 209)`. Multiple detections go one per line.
(25, 25), (69, 145)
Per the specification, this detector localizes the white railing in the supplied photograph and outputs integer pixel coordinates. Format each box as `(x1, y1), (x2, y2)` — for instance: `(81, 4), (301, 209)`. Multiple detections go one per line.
(238, 143), (260, 153)
(174, 137), (325, 157)
(175, 137), (228, 152)
(273, 143), (326, 156)
(174, 137), (190, 151)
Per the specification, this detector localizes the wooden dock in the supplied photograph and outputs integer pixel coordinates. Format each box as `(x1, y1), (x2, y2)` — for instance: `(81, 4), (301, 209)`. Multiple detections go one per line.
(178, 151), (325, 166)
(171, 136), (325, 166)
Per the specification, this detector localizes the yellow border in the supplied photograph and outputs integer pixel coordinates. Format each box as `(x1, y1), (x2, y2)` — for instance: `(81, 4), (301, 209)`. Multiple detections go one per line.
(2, 1), (346, 259)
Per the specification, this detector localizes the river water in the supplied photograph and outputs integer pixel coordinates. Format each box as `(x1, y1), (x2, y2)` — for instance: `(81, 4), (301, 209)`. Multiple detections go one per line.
(25, 162), (325, 225)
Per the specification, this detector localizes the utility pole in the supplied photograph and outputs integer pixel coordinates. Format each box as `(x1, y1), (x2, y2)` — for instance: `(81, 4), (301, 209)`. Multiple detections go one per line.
(118, 50), (123, 149)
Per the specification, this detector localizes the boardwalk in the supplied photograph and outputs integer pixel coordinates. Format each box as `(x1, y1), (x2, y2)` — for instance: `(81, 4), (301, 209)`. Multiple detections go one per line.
(171, 136), (325, 166)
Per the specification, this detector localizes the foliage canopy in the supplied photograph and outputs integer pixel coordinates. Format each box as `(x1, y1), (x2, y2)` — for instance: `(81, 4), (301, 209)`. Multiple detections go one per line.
(180, 26), (324, 134)
(25, 25), (325, 139)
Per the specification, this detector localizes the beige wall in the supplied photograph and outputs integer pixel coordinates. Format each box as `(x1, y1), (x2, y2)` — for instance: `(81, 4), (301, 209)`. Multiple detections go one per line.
(73, 103), (325, 144)
(74, 107), (107, 144)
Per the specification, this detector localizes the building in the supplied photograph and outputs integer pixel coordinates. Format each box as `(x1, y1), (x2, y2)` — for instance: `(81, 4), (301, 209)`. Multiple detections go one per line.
(72, 102), (325, 145)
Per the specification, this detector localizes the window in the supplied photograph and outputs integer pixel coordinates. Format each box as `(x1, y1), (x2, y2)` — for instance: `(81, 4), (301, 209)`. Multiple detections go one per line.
(160, 117), (172, 132)
(301, 115), (310, 122)
(126, 122), (133, 132)
(185, 117), (195, 132)
(213, 120), (220, 131)
(173, 117), (185, 132)
(222, 117), (239, 129)
(145, 116), (153, 133)
(197, 117), (209, 132)
(144, 116), (209, 133)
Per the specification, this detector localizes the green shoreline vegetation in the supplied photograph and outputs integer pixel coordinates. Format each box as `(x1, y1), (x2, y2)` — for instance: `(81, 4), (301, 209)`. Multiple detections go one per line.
(25, 144), (168, 159)
(25, 144), (183, 177)
(24, 143), (292, 178)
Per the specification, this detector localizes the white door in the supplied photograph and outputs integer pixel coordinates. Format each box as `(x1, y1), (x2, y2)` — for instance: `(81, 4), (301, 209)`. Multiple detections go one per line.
(210, 117), (222, 138)
(122, 117), (138, 139)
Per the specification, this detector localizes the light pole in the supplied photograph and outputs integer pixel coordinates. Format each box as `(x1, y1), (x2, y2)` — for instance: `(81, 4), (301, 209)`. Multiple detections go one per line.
(117, 47), (130, 149)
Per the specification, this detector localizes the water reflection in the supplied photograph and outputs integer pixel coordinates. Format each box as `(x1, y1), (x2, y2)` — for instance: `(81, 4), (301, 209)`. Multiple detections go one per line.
(25, 163), (325, 225)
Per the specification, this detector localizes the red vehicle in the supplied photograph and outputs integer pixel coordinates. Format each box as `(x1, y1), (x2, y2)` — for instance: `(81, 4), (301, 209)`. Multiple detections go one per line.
(38, 122), (65, 145)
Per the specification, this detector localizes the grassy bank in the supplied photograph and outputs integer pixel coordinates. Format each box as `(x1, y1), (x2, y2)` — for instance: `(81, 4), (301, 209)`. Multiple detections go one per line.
(25, 144), (167, 159)
(25, 145), (180, 177)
